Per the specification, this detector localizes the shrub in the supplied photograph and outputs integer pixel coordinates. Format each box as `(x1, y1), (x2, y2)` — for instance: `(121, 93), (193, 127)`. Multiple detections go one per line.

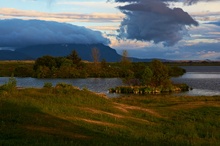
(14, 66), (33, 77)
(0, 76), (17, 91)
(43, 82), (53, 88)
(54, 82), (78, 94)
(149, 59), (171, 87)
(169, 66), (186, 77)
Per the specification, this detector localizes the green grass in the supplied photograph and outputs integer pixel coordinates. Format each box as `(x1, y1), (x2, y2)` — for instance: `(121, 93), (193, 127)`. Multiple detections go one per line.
(0, 87), (220, 145)
(0, 61), (34, 76)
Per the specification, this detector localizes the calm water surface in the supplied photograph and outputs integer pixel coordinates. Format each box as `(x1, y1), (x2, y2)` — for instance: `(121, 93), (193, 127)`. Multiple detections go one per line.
(0, 77), (123, 96)
(172, 66), (220, 96)
(0, 66), (220, 96)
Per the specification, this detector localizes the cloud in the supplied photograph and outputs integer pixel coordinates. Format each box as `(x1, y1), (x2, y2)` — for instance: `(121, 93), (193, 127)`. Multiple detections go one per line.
(0, 8), (123, 23)
(183, 0), (219, 5)
(112, 36), (220, 60)
(208, 21), (220, 26)
(191, 12), (220, 22)
(178, 42), (220, 60)
(184, 23), (220, 46)
(112, 0), (199, 46)
(197, 50), (220, 59)
(0, 19), (110, 47)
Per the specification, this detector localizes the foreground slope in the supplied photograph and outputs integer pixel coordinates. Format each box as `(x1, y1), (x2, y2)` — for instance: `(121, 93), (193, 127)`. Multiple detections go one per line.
(0, 87), (220, 145)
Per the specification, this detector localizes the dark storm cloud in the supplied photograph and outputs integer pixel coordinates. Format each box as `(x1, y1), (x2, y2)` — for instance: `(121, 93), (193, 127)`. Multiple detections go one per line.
(111, 0), (199, 46)
(0, 19), (110, 47)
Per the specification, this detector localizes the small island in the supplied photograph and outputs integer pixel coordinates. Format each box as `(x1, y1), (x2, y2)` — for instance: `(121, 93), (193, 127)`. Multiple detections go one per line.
(0, 50), (188, 95)
(109, 59), (190, 94)
(0, 52), (220, 145)
(109, 83), (190, 94)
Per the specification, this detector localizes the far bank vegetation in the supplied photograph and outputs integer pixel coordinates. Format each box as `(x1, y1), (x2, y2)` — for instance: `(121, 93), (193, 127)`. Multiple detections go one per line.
(0, 49), (187, 93)
(110, 51), (189, 94)
(0, 49), (186, 79)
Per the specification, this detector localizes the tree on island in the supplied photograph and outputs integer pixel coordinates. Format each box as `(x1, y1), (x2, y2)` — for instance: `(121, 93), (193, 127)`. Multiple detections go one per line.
(141, 66), (153, 86)
(67, 50), (81, 66)
(110, 59), (189, 94)
(149, 59), (171, 87)
(120, 50), (133, 77)
(33, 55), (57, 71)
(122, 59), (171, 87)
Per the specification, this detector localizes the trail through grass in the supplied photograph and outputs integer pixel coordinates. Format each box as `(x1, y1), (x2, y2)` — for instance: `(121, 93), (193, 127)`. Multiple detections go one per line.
(1, 87), (220, 145)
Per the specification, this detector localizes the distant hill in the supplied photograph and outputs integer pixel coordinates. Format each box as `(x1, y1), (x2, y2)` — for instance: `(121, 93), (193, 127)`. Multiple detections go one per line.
(0, 50), (33, 60)
(0, 43), (156, 62)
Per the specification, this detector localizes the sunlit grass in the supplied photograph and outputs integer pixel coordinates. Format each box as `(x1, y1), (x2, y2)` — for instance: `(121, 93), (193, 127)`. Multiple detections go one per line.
(0, 86), (220, 145)
(0, 61), (34, 76)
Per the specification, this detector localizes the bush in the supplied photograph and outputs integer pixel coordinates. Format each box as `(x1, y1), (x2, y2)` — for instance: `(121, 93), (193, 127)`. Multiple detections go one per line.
(169, 66), (186, 77)
(54, 82), (78, 94)
(0, 76), (17, 91)
(43, 82), (53, 88)
(149, 60), (171, 87)
(14, 66), (33, 77)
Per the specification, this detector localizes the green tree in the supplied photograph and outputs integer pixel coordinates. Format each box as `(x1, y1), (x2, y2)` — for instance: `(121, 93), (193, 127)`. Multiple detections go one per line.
(59, 58), (73, 67)
(33, 55), (57, 71)
(14, 66), (33, 77)
(101, 59), (107, 68)
(55, 57), (67, 68)
(149, 59), (171, 87)
(0, 76), (17, 91)
(141, 66), (153, 85)
(168, 66), (186, 77)
(120, 50), (133, 78)
(122, 70), (136, 85)
(132, 63), (147, 79)
(67, 50), (81, 66)
(121, 50), (130, 65)
(36, 66), (51, 78)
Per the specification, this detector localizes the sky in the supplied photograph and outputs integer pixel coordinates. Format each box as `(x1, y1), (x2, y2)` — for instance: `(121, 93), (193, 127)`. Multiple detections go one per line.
(0, 0), (220, 60)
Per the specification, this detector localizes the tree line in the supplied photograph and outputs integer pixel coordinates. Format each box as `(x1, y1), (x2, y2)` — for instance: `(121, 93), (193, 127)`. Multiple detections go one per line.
(4, 49), (186, 88)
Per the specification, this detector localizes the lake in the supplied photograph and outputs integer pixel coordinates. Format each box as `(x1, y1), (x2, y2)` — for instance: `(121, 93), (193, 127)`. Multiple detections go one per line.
(0, 77), (124, 96)
(172, 66), (220, 96)
(0, 66), (220, 96)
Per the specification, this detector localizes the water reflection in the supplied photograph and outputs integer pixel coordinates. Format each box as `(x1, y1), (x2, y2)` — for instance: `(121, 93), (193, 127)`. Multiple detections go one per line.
(0, 77), (124, 96)
(180, 72), (220, 79)
(175, 89), (220, 96)
(1, 66), (220, 96)
(181, 66), (220, 72)
(171, 66), (220, 96)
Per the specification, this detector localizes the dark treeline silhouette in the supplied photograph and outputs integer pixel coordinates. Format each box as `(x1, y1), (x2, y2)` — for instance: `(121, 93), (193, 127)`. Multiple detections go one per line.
(3, 50), (185, 83)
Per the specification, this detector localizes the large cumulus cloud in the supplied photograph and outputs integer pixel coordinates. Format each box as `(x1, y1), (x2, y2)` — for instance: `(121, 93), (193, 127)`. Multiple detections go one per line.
(112, 0), (200, 46)
(0, 19), (110, 47)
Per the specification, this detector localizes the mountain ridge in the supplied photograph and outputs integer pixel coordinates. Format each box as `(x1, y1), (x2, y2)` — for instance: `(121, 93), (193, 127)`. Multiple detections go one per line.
(0, 43), (158, 62)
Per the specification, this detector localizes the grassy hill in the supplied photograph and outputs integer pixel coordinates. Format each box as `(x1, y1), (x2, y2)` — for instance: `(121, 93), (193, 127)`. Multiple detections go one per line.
(0, 84), (220, 145)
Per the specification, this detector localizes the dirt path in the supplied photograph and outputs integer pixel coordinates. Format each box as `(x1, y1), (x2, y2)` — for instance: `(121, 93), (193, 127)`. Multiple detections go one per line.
(168, 101), (220, 110)
(80, 107), (154, 124)
(114, 103), (163, 118)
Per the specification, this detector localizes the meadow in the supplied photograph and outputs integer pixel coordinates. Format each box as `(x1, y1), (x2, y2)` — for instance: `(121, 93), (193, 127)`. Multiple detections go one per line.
(0, 61), (34, 77)
(1, 82), (220, 145)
